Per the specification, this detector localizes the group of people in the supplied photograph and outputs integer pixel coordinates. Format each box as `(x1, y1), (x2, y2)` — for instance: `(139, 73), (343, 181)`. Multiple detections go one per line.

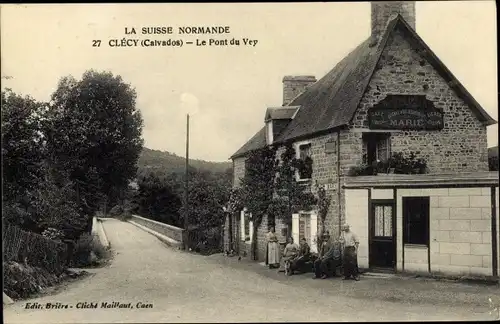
(265, 224), (360, 281)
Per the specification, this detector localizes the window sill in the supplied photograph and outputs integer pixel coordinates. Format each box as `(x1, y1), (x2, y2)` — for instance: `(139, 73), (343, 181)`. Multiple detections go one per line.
(297, 178), (312, 183)
(404, 244), (428, 249)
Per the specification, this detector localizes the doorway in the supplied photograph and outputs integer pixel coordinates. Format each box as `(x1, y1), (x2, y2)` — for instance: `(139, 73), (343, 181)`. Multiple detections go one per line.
(369, 200), (396, 271)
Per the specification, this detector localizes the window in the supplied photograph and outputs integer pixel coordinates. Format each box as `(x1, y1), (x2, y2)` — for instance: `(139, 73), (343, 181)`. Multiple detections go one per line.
(292, 212), (318, 253)
(374, 205), (393, 237)
(295, 142), (313, 180)
(362, 133), (391, 165)
(403, 197), (430, 245)
(240, 209), (252, 242)
(299, 213), (311, 245)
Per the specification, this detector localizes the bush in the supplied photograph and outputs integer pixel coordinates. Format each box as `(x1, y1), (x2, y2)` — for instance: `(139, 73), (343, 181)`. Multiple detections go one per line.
(70, 233), (110, 267)
(348, 164), (371, 176)
(42, 228), (65, 241)
(187, 227), (223, 255)
(109, 204), (124, 217)
(349, 152), (428, 176)
(109, 204), (133, 221)
(3, 261), (63, 300)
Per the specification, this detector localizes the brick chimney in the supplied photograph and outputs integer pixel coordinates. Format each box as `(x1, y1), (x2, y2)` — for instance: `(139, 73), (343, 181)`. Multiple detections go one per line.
(282, 75), (316, 106)
(371, 1), (415, 44)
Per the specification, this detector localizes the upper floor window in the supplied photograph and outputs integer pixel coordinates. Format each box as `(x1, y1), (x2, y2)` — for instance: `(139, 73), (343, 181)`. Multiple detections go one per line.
(362, 133), (391, 165)
(295, 142), (313, 181)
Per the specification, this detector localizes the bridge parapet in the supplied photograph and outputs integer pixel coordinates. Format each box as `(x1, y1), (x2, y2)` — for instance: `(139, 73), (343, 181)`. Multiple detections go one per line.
(129, 215), (184, 247)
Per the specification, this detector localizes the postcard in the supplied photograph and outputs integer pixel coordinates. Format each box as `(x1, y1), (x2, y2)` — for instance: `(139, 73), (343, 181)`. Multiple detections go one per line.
(2, 2), (499, 323)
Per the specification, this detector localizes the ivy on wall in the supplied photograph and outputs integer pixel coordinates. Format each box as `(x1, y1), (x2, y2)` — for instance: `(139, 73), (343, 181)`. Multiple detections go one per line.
(229, 143), (318, 259)
(273, 144), (317, 235)
(314, 184), (331, 249)
(235, 146), (278, 259)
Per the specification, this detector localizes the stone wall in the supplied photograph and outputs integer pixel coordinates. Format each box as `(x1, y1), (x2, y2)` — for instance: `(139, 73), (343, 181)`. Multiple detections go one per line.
(291, 133), (343, 239)
(233, 157), (246, 188)
(395, 187), (498, 277)
(351, 28), (489, 173)
(252, 213), (289, 261)
(130, 214), (184, 243)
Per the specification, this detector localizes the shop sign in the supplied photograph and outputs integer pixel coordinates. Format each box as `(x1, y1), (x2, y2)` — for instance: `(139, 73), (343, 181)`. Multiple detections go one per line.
(368, 95), (444, 130)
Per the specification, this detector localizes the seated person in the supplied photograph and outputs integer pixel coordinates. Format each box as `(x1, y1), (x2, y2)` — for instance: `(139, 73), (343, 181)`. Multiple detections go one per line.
(313, 237), (342, 279)
(313, 232), (331, 277)
(282, 236), (299, 276)
(289, 237), (311, 274)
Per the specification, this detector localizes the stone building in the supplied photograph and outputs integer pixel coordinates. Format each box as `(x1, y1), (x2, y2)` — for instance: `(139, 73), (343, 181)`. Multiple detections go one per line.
(224, 1), (499, 278)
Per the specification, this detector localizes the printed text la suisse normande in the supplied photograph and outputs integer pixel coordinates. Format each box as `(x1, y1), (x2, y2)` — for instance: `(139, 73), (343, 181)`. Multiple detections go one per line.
(128, 26), (231, 35)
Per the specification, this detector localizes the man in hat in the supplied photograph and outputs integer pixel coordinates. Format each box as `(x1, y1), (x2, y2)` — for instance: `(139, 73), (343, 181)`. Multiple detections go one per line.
(340, 223), (360, 281)
(313, 231), (334, 278)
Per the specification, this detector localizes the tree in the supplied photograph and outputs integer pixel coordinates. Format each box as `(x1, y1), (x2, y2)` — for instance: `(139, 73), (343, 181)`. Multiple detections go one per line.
(1, 89), (46, 202)
(273, 144), (317, 237)
(27, 162), (87, 239)
(239, 146), (278, 260)
(46, 70), (144, 218)
(135, 173), (182, 226)
(180, 170), (231, 229)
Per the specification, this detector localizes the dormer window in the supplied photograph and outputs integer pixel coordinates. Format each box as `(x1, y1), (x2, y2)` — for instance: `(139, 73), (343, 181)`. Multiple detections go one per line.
(264, 106), (301, 146)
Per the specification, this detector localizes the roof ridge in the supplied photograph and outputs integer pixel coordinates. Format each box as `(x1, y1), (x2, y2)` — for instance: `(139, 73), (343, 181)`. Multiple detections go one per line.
(230, 13), (495, 159)
(344, 15), (401, 125)
(319, 37), (373, 124)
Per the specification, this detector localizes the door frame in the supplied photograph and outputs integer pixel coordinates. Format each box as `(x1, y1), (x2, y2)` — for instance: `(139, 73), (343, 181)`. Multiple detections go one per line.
(368, 199), (397, 271)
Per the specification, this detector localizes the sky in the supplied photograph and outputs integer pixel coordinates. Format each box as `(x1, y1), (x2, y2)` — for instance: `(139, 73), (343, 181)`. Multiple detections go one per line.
(1, 1), (497, 162)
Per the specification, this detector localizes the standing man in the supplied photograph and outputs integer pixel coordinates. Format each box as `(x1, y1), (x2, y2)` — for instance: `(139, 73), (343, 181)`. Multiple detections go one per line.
(340, 224), (360, 281)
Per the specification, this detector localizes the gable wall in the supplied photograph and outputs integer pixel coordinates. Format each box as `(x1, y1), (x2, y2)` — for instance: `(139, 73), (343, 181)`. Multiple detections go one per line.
(349, 28), (488, 173)
(233, 157), (246, 188)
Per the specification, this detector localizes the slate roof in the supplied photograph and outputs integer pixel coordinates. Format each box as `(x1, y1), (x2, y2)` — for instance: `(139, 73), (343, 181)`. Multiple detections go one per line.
(230, 15), (497, 160)
(230, 126), (267, 159)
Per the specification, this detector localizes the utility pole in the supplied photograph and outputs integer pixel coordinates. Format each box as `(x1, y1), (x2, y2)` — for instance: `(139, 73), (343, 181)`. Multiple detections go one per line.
(184, 114), (190, 251)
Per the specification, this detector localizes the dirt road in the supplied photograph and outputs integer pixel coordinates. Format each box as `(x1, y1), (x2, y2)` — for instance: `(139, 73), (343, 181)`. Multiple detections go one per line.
(4, 218), (499, 323)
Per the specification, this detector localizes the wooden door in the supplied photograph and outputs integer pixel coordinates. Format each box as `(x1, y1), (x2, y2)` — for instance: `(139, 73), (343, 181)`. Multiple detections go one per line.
(369, 200), (396, 270)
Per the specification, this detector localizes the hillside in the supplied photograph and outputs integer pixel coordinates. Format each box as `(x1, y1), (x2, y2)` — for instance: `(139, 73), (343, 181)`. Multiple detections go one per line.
(138, 147), (232, 175)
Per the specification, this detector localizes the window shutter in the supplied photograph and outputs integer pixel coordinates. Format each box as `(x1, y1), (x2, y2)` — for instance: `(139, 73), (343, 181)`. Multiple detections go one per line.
(240, 210), (245, 241)
(292, 213), (300, 245)
(310, 213), (318, 253)
(249, 217), (254, 243)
